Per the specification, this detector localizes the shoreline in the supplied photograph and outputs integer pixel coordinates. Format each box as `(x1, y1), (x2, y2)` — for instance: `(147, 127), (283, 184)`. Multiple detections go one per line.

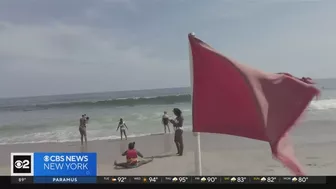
(1, 131), (336, 175)
(0, 131), (176, 146)
(0, 126), (194, 146)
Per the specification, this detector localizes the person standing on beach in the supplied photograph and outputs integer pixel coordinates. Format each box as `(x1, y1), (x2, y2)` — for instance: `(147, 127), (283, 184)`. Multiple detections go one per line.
(170, 108), (184, 156)
(79, 114), (87, 146)
(161, 111), (170, 133)
(116, 118), (128, 140)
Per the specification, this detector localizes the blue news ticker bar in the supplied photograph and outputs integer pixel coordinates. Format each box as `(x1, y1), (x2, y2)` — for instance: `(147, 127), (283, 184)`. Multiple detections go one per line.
(34, 176), (96, 184)
(10, 176), (331, 184)
(34, 152), (97, 177)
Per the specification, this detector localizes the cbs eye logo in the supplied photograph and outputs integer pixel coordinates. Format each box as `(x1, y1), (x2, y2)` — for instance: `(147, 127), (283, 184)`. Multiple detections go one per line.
(13, 156), (31, 173)
(15, 158), (30, 169)
(11, 153), (34, 176)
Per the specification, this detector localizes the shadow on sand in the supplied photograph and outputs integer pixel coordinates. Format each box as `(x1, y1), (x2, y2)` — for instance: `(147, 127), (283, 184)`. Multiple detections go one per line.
(80, 145), (88, 152)
(114, 153), (177, 170)
(114, 158), (154, 169)
(120, 140), (128, 153)
(148, 153), (177, 159)
(163, 134), (172, 153)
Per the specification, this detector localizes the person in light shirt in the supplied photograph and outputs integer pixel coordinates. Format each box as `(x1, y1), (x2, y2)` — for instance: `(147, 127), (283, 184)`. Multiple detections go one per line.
(116, 118), (128, 140)
(161, 111), (171, 133)
(169, 108), (184, 156)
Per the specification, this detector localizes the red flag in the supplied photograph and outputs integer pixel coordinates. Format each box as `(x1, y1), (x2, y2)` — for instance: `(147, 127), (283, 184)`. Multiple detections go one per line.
(277, 73), (316, 84)
(189, 34), (320, 175)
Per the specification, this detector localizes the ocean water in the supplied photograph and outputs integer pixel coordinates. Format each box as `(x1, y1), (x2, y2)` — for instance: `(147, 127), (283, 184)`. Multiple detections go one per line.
(0, 79), (336, 145)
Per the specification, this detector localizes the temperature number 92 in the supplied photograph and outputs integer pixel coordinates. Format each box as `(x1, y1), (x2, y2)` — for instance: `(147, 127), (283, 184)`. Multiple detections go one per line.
(117, 177), (127, 183)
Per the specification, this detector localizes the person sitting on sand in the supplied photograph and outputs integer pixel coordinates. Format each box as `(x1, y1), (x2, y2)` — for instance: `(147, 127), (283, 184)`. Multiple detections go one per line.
(170, 108), (184, 156)
(116, 118), (128, 140)
(79, 114), (87, 146)
(161, 111), (170, 133)
(114, 142), (153, 168)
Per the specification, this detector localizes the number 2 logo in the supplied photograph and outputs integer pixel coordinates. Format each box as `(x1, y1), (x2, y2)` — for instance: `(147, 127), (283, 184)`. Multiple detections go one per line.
(15, 160), (30, 169)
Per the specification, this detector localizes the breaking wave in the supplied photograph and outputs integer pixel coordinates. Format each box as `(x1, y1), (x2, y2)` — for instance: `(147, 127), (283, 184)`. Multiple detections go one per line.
(0, 94), (192, 111)
(1, 94), (336, 112)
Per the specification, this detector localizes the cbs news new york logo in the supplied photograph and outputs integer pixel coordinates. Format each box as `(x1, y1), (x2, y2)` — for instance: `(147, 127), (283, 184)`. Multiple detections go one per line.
(11, 153), (34, 176)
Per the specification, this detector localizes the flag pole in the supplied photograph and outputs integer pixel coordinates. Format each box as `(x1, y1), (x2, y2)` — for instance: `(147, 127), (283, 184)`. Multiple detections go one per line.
(188, 32), (202, 176)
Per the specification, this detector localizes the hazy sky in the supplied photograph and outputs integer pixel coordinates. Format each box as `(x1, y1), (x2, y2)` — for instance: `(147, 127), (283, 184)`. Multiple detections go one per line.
(0, 0), (335, 98)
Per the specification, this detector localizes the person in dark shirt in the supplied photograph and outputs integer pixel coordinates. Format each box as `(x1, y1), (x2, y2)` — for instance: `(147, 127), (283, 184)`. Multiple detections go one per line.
(79, 114), (87, 146)
(169, 108), (184, 156)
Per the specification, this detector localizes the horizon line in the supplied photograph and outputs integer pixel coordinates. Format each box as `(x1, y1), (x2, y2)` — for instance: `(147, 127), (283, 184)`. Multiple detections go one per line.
(0, 86), (191, 100)
(1, 77), (335, 100)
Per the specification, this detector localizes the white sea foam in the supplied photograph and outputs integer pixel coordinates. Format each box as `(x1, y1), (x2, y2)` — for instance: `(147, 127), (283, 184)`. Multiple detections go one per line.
(0, 132), (151, 145)
(0, 125), (193, 145)
(309, 99), (336, 110)
(0, 97), (335, 145)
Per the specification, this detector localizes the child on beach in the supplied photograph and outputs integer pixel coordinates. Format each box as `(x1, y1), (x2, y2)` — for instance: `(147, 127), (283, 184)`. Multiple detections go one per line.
(170, 108), (184, 156)
(116, 118), (128, 140)
(114, 142), (153, 168)
(161, 111), (170, 133)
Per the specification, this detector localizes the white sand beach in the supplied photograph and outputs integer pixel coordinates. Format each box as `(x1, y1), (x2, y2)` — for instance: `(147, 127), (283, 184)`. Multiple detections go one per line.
(1, 131), (335, 176)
